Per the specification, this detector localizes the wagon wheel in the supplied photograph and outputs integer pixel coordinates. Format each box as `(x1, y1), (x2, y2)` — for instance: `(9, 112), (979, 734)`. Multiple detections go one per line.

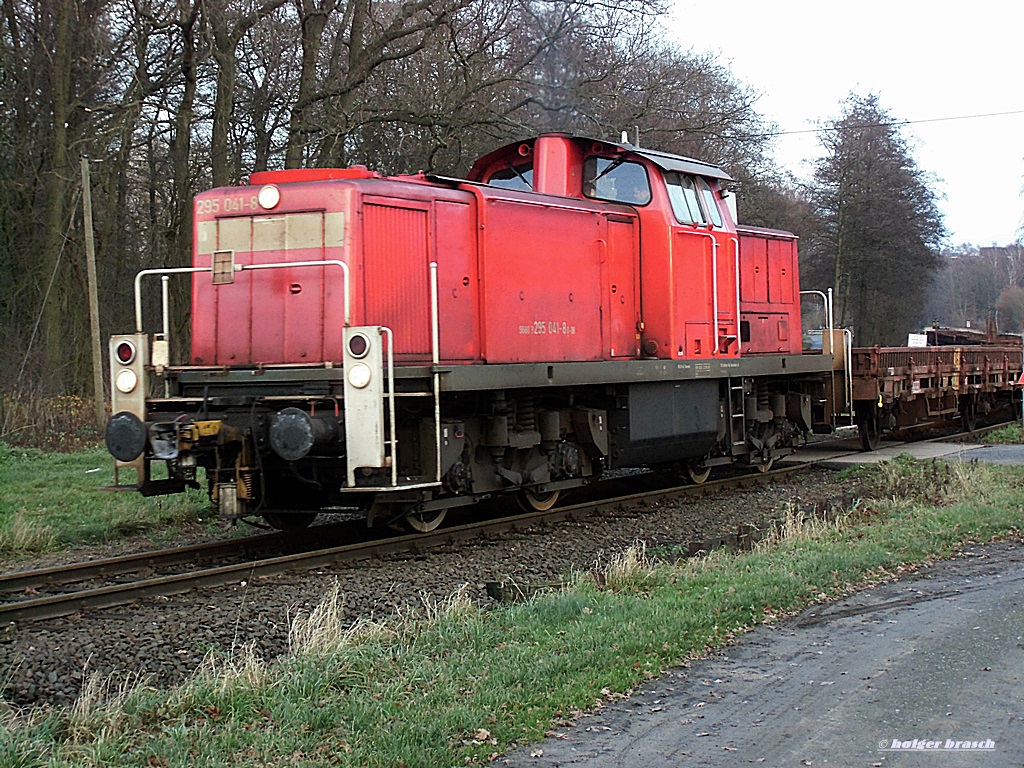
(404, 507), (448, 533)
(517, 488), (561, 512)
(687, 464), (712, 484)
(262, 511), (318, 530)
(857, 410), (881, 452)
(959, 397), (979, 432)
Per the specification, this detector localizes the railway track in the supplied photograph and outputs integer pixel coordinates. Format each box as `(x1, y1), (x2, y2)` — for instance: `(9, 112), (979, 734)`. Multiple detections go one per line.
(1, 422), (1012, 624)
(0, 463), (809, 624)
(0, 522), (362, 621)
(934, 420), (1015, 444)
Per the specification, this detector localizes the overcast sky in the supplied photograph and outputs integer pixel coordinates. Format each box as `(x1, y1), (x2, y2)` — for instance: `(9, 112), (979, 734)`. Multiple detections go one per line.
(667, 0), (1024, 247)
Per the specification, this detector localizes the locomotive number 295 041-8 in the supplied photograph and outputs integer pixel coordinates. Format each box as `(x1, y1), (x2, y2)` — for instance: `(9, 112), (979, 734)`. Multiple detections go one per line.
(196, 195), (260, 215)
(518, 321), (577, 335)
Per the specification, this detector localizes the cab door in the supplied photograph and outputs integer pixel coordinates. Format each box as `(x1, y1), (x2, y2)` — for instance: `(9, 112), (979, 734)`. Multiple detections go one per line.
(604, 215), (640, 358)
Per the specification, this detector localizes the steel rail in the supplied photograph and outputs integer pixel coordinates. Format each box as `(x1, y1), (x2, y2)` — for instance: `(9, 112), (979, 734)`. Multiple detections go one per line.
(933, 421), (1010, 444)
(0, 533), (273, 595)
(0, 520), (360, 595)
(0, 464), (815, 624)
(1, 420), (1011, 625)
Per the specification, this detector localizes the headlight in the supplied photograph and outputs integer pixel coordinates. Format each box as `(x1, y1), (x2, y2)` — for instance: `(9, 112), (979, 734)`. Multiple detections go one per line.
(115, 369), (138, 394)
(348, 332), (370, 359)
(115, 340), (136, 364)
(347, 363), (371, 389)
(257, 184), (280, 210)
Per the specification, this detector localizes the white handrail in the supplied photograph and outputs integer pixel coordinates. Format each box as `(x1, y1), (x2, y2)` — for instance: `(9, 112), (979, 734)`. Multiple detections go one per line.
(800, 289), (834, 348)
(681, 231), (720, 356)
(430, 262), (442, 484)
(134, 260), (352, 340)
(134, 267), (207, 332)
(380, 327), (397, 486)
(709, 235), (719, 355)
(730, 236), (741, 355)
(161, 276), (170, 338)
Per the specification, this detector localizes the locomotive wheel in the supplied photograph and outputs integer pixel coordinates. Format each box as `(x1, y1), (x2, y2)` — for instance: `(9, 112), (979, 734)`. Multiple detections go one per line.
(262, 511), (318, 530)
(518, 488), (561, 512)
(687, 464), (711, 484)
(404, 508), (447, 533)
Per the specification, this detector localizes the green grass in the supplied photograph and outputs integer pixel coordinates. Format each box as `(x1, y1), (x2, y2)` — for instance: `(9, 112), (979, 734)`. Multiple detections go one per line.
(0, 444), (214, 559)
(985, 422), (1024, 444)
(2, 457), (1022, 767)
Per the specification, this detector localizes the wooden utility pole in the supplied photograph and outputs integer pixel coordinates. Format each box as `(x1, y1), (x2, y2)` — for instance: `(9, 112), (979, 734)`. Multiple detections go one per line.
(81, 157), (105, 426)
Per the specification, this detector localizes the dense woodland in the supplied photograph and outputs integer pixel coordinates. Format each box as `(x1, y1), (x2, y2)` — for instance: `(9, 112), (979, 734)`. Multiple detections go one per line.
(0, 0), (1018, 418)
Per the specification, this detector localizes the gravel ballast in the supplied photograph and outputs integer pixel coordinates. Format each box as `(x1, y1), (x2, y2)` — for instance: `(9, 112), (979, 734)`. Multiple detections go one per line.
(1, 469), (851, 708)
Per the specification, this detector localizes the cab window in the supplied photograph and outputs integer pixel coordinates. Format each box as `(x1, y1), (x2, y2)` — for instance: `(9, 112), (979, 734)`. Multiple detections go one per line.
(697, 177), (724, 227)
(665, 172), (706, 225)
(487, 163), (534, 191)
(583, 157), (651, 205)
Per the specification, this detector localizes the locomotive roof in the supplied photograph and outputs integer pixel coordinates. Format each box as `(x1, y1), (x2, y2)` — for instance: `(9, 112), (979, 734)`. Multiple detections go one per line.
(467, 133), (733, 183)
(623, 143), (733, 182)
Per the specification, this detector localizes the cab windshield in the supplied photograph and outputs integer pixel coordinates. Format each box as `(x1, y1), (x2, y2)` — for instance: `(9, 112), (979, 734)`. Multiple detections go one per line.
(582, 157), (651, 205)
(665, 172), (723, 227)
(487, 163), (534, 191)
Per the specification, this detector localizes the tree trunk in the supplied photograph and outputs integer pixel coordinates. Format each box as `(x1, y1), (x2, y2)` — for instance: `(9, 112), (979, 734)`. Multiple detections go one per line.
(210, 42), (236, 187)
(168, 1), (200, 361)
(39, 0), (73, 392)
(285, 1), (332, 169)
(209, 0), (287, 186)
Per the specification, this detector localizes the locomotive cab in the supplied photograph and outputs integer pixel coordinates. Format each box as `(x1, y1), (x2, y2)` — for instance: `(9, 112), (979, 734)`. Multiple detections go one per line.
(471, 134), (742, 361)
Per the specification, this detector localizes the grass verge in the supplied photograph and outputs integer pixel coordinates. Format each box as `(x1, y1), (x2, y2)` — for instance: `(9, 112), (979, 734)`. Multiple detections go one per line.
(1, 457), (1023, 767)
(0, 444), (214, 560)
(985, 422), (1024, 444)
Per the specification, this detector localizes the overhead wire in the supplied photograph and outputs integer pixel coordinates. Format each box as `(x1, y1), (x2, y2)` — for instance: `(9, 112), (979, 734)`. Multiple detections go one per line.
(753, 108), (1024, 140)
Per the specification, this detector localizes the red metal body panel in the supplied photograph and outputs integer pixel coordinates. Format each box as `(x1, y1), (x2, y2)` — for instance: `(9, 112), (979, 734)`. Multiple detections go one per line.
(434, 200), (480, 361)
(362, 197), (432, 359)
(672, 230), (715, 358)
(637, 206), (739, 359)
(604, 217), (641, 358)
(738, 227), (802, 355)
(190, 135), (805, 371)
(192, 192), (348, 365)
(477, 195), (605, 363)
(533, 135), (586, 197)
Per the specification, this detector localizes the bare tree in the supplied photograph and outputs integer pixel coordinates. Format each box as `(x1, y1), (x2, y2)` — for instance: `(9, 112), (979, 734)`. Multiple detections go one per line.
(0, 0), (791, 402)
(235, 5), (300, 172)
(806, 93), (946, 344)
(203, 0), (288, 186)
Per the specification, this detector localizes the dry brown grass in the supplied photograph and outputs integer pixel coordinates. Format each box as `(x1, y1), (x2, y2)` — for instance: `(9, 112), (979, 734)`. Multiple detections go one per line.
(0, 514), (57, 553)
(1, 392), (102, 452)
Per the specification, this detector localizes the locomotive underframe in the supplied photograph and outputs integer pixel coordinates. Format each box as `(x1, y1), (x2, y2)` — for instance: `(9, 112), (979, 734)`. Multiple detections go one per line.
(120, 354), (831, 528)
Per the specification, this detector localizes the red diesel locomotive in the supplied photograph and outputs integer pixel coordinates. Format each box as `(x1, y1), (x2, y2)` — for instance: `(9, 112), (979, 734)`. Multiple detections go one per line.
(104, 133), (835, 530)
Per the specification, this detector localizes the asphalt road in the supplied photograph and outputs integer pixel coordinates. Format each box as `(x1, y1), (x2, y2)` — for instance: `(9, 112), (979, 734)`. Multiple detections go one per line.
(500, 541), (1024, 767)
